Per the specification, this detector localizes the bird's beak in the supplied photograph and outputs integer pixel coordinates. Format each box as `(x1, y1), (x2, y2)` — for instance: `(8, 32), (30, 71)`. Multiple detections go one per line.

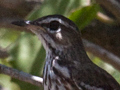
(12, 20), (45, 33)
(12, 20), (31, 27)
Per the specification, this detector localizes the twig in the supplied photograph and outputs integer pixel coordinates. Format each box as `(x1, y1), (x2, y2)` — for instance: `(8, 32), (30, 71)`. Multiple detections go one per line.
(96, 0), (120, 22)
(0, 64), (43, 86)
(83, 39), (120, 71)
(96, 12), (115, 24)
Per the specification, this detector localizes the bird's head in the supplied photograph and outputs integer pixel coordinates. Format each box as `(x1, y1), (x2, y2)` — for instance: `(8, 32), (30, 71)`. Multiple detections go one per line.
(12, 15), (81, 52)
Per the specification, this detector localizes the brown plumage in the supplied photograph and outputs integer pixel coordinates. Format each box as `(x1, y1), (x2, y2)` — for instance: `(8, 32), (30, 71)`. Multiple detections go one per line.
(12, 15), (120, 90)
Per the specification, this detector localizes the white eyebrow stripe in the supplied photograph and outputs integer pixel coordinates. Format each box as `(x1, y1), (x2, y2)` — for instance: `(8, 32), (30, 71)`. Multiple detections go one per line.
(38, 18), (61, 24)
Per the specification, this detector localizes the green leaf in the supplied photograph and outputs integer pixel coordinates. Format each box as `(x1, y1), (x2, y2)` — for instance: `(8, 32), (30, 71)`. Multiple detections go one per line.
(0, 74), (20, 90)
(0, 28), (20, 48)
(69, 4), (100, 29)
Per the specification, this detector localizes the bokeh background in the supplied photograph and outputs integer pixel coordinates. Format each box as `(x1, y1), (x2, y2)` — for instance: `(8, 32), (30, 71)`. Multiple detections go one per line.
(0, 0), (120, 90)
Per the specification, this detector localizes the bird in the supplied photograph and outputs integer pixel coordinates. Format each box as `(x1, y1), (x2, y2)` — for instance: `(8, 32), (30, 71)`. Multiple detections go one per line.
(12, 15), (120, 90)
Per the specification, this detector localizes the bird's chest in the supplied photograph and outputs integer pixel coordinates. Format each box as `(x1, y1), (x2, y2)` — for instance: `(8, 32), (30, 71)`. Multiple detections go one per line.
(43, 55), (74, 90)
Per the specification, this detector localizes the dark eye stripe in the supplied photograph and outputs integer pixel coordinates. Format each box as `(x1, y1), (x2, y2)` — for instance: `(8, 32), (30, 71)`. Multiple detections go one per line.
(40, 21), (60, 32)
(49, 21), (60, 31)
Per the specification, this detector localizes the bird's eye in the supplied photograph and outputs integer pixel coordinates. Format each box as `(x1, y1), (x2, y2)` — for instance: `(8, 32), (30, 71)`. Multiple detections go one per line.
(49, 21), (60, 31)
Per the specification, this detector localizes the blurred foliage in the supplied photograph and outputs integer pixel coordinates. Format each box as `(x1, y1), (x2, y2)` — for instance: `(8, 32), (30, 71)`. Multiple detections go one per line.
(0, 0), (120, 90)
(69, 4), (100, 29)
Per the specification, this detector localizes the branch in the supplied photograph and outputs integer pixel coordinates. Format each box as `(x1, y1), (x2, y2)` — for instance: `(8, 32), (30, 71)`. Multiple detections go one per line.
(83, 39), (120, 71)
(96, 12), (115, 24)
(0, 64), (43, 86)
(96, 0), (120, 22)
